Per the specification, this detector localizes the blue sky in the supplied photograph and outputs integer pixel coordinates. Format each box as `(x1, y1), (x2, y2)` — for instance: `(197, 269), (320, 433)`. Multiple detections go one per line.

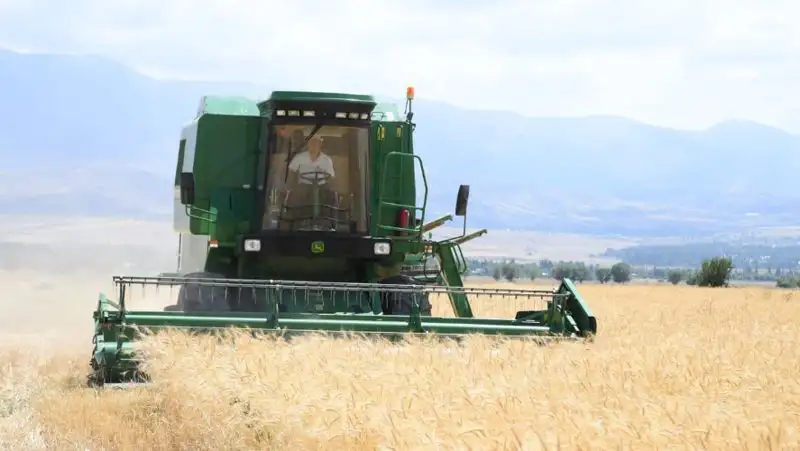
(0, 0), (797, 132)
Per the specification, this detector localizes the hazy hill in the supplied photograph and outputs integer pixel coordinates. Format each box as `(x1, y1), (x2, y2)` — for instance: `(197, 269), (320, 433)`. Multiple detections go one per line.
(2, 48), (799, 237)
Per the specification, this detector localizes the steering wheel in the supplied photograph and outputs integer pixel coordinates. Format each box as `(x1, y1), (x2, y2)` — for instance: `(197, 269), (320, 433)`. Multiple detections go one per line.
(298, 170), (332, 186)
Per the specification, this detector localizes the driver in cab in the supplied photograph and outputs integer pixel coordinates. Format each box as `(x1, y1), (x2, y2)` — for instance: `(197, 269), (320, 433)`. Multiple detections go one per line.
(283, 134), (338, 229)
(288, 135), (335, 185)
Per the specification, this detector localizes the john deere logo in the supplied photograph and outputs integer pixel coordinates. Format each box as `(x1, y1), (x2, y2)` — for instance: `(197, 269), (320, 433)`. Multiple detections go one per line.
(311, 241), (325, 254)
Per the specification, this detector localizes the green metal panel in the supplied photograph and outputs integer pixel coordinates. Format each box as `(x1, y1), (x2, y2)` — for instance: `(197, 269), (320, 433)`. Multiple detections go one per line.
(370, 121), (421, 239)
(209, 187), (253, 235)
(434, 241), (473, 317)
(188, 114), (261, 239)
(558, 278), (598, 334)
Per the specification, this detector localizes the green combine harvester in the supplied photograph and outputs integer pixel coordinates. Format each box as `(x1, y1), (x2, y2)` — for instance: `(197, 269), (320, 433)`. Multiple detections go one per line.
(88, 87), (597, 387)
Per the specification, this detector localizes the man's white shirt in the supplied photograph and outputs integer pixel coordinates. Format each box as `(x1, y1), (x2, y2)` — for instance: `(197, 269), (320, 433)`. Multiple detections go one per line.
(288, 151), (335, 184)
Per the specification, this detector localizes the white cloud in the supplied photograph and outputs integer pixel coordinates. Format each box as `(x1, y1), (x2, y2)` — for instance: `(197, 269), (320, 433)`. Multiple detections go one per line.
(0, 0), (798, 131)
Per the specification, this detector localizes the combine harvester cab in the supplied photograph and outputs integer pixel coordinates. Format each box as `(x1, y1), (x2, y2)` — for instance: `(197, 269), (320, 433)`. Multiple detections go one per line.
(88, 88), (597, 387)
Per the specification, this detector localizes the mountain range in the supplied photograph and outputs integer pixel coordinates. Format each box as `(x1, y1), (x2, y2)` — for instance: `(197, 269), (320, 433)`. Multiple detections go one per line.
(2, 47), (799, 238)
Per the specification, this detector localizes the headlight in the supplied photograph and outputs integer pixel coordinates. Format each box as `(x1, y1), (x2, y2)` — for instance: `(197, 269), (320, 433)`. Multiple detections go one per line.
(373, 242), (391, 255)
(244, 239), (261, 252)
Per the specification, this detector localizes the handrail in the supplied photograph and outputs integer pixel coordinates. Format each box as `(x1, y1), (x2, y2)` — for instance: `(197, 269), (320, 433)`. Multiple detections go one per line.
(376, 150), (429, 240)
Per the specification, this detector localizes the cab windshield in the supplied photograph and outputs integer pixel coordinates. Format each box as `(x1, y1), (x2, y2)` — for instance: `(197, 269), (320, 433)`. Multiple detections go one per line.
(262, 124), (370, 233)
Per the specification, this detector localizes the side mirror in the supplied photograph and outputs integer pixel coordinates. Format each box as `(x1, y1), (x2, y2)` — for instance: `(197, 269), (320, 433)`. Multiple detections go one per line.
(179, 172), (195, 205)
(455, 184), (470, 217)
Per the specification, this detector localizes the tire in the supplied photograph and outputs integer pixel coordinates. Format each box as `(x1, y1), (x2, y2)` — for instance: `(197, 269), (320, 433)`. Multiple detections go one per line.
(379, 274), (432, 316)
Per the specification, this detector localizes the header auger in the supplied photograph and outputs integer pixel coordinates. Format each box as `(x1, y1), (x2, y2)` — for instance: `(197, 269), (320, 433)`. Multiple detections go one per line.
(88, 88), (597, 387)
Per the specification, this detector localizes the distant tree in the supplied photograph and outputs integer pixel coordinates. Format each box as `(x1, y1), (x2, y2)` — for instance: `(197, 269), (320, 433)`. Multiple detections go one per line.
(686, 270), (699, 286)
(492, 267), (501, 281)
(610, 262), (632, 283)
(528, 264), (540, 281)
(501, 263), (518, 282)
(667, 270), (683, 285)
(775, 277), (800, 289)
(595, 267), (612, 284)
(572, 263), (590, 283)
(697, 256), (734, 287)
(551, 262), (571, 281)
(551, 261), (586, 282)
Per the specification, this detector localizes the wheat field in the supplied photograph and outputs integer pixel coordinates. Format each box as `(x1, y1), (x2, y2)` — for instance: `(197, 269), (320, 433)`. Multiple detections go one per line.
(2, 281), (800, 450)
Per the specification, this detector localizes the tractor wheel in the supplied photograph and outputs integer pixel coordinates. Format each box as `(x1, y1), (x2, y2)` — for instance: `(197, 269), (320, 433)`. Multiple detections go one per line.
(379, 274), (432, 316)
